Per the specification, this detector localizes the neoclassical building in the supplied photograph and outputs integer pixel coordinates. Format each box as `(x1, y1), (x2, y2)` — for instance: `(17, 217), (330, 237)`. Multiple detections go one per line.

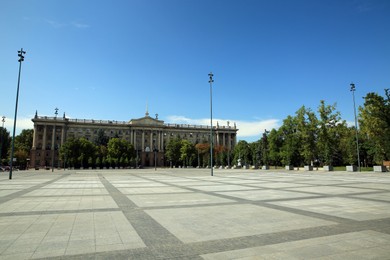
(30, 111), (238, 168)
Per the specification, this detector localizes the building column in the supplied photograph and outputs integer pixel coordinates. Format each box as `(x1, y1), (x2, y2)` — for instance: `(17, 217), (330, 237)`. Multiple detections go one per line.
(228, 133), (232, 150)
(142, 131), (145, 151)
(51, 125), (55, 150)
(216, 132), (220, 146)
(61, 126), (65, 146)
(157, 131), (160, 151)
(223, 133), (226, 147)
(42, 125), (47, 150)
(150, 130), (153, 150)
(130, 128), (133, 145)
(134, 130), (137, 149)
(32, 125), (37, 149)
(161, 132), (164, 151)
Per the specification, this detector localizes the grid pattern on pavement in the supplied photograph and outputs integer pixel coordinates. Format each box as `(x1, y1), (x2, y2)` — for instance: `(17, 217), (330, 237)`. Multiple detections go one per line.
(0, 169), (389, 259)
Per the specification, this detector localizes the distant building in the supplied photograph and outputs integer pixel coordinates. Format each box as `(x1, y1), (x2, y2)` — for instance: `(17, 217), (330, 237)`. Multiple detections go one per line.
(30, 111), (238, 168)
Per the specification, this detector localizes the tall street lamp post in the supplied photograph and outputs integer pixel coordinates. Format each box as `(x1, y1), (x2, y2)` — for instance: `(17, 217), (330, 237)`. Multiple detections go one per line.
(0, 116), (5, 166)
(10, 48), (26, 180)
(209, 72), (214, 176)
(350, 83), (361, 172)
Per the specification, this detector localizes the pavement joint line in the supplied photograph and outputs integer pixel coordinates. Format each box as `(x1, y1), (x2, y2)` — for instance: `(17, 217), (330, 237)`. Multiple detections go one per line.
(0, 207), (121, 217)
(343, 194), (390, 204)
(0, 173), (70, 204)
(1, 170), (390, 259)
(98, 174), (184, 248)
(137, 172), (390, 227)
(133, 174), (356, 223)
(36, 219), (388, 260)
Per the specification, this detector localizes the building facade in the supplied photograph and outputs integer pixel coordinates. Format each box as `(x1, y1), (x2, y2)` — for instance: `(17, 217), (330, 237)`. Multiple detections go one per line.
(30, 111), (238, 168)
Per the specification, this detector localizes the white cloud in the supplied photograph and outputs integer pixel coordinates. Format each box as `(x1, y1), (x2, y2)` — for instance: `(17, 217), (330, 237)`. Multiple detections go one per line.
(45, 19), (90, 29)
(72, 21), (90, 29)
(3, 116), (34, 135)
(346, 120), (357, 128)
(165, 115), (280, 140)
(45, 19), (66, 28)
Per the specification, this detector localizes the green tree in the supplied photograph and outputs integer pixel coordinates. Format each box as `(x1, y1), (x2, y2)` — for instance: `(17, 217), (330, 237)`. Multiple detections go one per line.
(14, 149), (29, 169)
(180, 140), (196, 166)
(14, 129), (33, 153)
(195, 142), (209, 167)
(268, 129), (282, 166)
(96, 145), (107, 168)
(214, 144), (227, 166)
(317, 100), (345, 166)
(10, 129), (34, 169)
(279, 115), (301, 166)
(79, 138), (97, 167)
(296, 106), (318, 165)
(249, 141), (260, 167)
(59, 137), (97, 168)
(96, 157), (101, 168)
(60, 138), (79, 168)
(339, 126), (358, 165)
(107, 138), (134, 167)
(94, 129), (109, 146)
(259, 130), (270, 166)
(359, 89), (390, 164)
(165, 137), (182, 167)
(233, 140), (251, 166)
(0, 127), (11, 165)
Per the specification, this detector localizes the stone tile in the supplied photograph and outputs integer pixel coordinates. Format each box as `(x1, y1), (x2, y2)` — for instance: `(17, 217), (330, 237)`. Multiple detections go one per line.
(2, 169), (390, 259)
(190, 184), (258, 192)
(31, 249), (66, 259)
(0, 195), (118, 212)
(0, 190), (22, 196)
(174, 181), (227, 187)
(351, 192), (390, 202)
(0, 184), (36, 189)
(113, 182), (168, 188)
(24, 188), (109, 196)
(340, 183), (390, 191)
(0, 252), (34, 260)
(65, 239), (96, 255)
(0, 211), (145, 258)
(213, 179), (265, 184)
(34, 240), (68, 252)
(118, 186), (191, 194)
(145, 204), (335, 243)
(286, 186), (376, 195)
(95, 243), (126, 253)
(201, 231), (390, 259)
(128, 192), (234, 207)
(218, 189), (314, 201)
(270, 197), (390, 221)
(246, 182), (312, 188)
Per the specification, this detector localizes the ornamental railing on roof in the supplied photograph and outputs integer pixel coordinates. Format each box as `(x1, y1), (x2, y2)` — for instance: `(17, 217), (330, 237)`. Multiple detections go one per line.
(164, 123), (235, 129)
(34, 116), (236, 129)
(34, 116), (128, 125)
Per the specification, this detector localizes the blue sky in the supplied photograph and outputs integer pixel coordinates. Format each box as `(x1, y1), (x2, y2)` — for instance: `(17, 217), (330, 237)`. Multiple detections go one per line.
(1, 0), (389, 141)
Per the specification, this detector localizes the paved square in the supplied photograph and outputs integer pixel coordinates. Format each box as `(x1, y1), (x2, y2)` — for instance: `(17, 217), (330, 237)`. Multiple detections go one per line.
(145, 204), (335, 243)
(270, 196), (390, 221)
(0, 168), (389, 259)
(217, 189), (314, 201)
(129, 192), (234, 207)
(0, 211), (145, 259)
(201, 230), (390, 259)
